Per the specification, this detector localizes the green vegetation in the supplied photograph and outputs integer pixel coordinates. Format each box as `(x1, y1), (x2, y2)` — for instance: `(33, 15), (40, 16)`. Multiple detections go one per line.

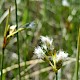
(0, 0), (80, 80)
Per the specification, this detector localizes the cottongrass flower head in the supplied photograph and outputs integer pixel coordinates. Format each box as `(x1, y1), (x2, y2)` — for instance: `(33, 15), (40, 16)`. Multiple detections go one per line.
(62, 0), (69, 7)
(56, 50), (68, 62)
(34, 36), (69, 73)
(34, 36), (54, 59)
(40, 36), (54, 50)
(34, 46), (45, 59)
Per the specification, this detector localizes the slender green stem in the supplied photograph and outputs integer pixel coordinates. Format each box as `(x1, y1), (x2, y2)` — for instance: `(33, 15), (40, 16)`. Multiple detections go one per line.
(24, 1), (29, 80)
(26, 0), (29, 22)
(45, 55), (57, 72)
(1, 48), (5, 80)
(58, 69), (62, 80)
(56, 73), (58, 80)
(43, 0), (47, 20)
(15, 0), (21, 80)
(75, 27), (80, 80)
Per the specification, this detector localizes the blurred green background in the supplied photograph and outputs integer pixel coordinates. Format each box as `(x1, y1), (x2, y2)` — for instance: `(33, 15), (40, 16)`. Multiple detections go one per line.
(0, 0), (80, 80)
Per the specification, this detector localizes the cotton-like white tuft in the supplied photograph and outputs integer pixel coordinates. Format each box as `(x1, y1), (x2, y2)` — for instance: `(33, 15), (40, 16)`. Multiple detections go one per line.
(40, 36), (54, 50)
(62, 0), (69, 7)
(56, 50), (68, 62)
(34, 46), (45, 59)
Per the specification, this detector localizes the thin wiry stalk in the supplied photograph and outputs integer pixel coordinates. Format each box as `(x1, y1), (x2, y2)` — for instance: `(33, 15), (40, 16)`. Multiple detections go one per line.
(15, 0), (21, 80)
(1, 48), (5, 80)
(75, 27), (80, 80)
(56, 73), (58, 80)
(25, 0), (29, 64)
(24, 1), (30, 79)
(26, 0), (29, 22)
(43, 0), (47, 20)
(1, 7), (10, 80)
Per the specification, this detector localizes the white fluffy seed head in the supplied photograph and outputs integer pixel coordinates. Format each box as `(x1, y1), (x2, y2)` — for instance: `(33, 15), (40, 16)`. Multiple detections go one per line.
(56, 50), (68, 62)
(40, 36), (53, 45)
(40, 36), (54, 50)
(34, 46), (45, 59)
(62, 0), (69, 7)
(34, 36), (54, 59)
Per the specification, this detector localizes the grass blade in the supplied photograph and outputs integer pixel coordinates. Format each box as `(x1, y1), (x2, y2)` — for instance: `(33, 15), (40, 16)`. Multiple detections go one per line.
(15, 0), (21, 79)
(75, 27), (80, 80)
